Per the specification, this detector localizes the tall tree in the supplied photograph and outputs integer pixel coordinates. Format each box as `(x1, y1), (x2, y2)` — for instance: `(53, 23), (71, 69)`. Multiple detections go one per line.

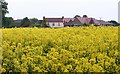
(1, 0), (9, 17)
(0, 0), (9, 27)
(74, 15), (81, 18)
(21, 17), (31, 27)
(42, 16), (47, 27)
(83, 15), (88, 18)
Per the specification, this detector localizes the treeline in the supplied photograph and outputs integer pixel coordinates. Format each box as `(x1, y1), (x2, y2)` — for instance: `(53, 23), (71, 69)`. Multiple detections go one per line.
(3, 17), (45, 28)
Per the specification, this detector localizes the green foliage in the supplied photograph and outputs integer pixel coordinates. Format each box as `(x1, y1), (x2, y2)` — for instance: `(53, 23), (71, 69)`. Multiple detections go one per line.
(42, 16), (48, 27)
(30, 18), (39, 27)
(2, 17), (13, 27)
(1, 0), (9, 27)
(83, 15), (88, 18)
(21, 17), (31, 27)
(1, 0), (9, 17)
(74, 15), (81, 18)
(108, 20), (120, 26)
(33, 24), (40, 27)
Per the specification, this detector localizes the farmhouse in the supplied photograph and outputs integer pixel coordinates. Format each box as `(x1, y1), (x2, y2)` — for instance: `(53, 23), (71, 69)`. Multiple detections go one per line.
(45, 17), (64, 28)
(12, 16), (113, 27)
(44, 16), (113, 27)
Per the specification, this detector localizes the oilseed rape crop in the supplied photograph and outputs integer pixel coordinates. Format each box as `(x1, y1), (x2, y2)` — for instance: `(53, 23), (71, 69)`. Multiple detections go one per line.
(1, 26), (120, 72)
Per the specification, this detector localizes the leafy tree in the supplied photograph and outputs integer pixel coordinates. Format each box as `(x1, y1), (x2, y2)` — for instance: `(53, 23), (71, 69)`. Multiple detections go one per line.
(21, 17), (31, 27)
(83, 15), (88, 18)
(1, 0), (9, 16)
(108, 20), (117, 24)
(30, 18), (39, 27)
(42, 16), (47, 27)
(3, 17), (13, 27)
(74, 15), (81, 18)
(30, 18), (38, 24)
(108, 20), (120, 26)
(0, 0), (9, 27)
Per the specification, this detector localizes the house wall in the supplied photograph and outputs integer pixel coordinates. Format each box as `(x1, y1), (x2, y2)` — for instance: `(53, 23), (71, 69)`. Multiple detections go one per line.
(47, 22), (64, 28)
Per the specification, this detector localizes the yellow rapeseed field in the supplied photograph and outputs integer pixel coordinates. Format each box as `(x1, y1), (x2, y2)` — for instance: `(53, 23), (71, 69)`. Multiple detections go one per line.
(1, 26), (120, 72)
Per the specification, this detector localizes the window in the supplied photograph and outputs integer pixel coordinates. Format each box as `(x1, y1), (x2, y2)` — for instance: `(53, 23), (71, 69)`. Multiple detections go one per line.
(58, 23), (60, 26)
(52, 23), (55, 26)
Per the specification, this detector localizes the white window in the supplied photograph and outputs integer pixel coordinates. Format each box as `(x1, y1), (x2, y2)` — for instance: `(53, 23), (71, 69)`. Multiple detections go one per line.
(58, 23), (60, 26)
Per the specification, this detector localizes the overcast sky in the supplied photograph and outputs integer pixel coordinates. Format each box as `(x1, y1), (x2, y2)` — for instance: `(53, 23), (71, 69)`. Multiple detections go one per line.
(6, 0), (119, 21)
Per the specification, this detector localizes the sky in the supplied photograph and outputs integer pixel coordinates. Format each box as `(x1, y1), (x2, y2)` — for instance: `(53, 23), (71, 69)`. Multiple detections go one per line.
(6, 0), (119, 21)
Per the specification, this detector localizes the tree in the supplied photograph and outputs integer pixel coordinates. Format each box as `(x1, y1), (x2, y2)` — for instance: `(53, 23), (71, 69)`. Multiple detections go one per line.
(42, 16), (47, 27)
(83, 15), (88, 18)
(108, 20), (119, 26)
(74, 15), (81, 18)
(30, 18), (39, 27)
(3, 17), (13, 27)
(21, 17), (31, 27)
(30, 18), (38, 24)
(0, 0), (9, 27)
(1, 0), (9, 17)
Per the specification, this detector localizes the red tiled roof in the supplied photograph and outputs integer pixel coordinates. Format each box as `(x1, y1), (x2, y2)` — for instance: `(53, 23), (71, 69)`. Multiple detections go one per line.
(77, 18), (93, 24)
(93, 19), (112, 26)
(46, 18), (63, 22)
(45, 17), (112, 26)
(63, 18), (75, 22)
